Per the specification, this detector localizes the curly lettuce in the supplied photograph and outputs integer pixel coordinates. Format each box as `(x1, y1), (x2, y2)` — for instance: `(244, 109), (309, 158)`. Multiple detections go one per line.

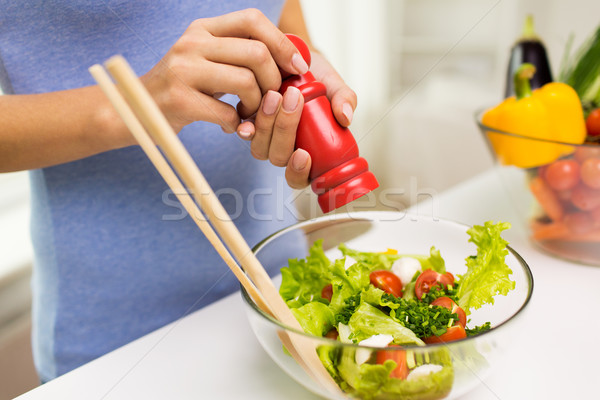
(456, 221), (516, 314)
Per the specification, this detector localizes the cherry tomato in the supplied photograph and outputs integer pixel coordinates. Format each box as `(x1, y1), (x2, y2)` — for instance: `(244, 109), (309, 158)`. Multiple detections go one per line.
(544, 160), (580, 191)
(586, 108), (600, 137)
(439, 272), (455, 287)
(575, 145), (600, 162)
(376, 345), (408, 380)
(324, 328), (339, 340)
(571, 184), (600, 211)
(431, 296), (467, 328)
(581, 158), (600, 189)
(321, 284), (333, 302)
(423, 325), (467, 344)
(414, 270), (454, 300)
(370, 270), (403, 298)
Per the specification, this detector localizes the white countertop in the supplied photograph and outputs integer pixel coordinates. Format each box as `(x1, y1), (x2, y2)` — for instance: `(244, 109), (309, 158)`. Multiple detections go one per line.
(15, 169), (600, 400)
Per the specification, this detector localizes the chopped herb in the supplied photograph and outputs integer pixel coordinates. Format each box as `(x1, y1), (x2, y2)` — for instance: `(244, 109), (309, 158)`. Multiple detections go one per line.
(381, 293), (458, 338)
(420, 282), (460, 304)
(465, 322), (492, 337)
(335, 293), (361, 325)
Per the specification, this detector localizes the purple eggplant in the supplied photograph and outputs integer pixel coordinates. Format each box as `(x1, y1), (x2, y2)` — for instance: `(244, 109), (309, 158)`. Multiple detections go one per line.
(504, 15), (553, 98)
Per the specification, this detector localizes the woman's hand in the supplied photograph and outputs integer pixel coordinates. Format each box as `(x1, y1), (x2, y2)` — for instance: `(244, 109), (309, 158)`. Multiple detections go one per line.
(236, 50), (357, 189)
(140, 8), (309, 135)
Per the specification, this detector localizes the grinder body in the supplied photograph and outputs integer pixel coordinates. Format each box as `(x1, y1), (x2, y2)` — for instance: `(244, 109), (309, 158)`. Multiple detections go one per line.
(280, 34), (379, 213)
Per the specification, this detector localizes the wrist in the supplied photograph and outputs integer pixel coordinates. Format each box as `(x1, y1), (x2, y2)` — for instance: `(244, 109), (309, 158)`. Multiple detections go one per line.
(87, 86), (138, 151)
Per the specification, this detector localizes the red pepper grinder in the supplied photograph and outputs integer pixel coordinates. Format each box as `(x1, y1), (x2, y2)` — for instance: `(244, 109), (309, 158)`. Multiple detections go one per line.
(280, 34), (379, 213)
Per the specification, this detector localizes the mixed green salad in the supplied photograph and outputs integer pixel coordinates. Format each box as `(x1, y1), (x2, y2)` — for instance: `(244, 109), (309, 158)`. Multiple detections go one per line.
(279, 221), (515, 399)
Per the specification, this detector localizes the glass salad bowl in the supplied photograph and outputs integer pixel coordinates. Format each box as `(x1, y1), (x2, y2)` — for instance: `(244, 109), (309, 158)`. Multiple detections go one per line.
(241, 211), (533, 400)
(476, 110), (600, 266)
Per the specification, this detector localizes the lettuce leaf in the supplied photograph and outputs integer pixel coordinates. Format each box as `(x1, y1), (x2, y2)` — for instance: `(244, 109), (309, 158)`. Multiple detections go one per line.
(348, 302), (424, 346)
(409, 246), (446, 274)
(456, 221), (515, 314)
(337, 345), (454, 400)
(290, 302), (335, 337)
(279, 240), (331, 308)
(339, 243), (400, 271)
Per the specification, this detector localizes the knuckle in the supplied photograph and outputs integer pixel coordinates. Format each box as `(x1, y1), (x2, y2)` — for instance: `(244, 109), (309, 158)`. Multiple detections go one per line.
(243, 8), (264, 24)
(220, 107), (240, 127)
(249, 41), (271, 66)
(238, 69), (258, 91)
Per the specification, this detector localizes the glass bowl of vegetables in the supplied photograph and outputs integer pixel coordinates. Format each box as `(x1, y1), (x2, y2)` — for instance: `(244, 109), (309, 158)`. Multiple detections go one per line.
(241, 211), (533, 400)
(476, 104), (600, 266)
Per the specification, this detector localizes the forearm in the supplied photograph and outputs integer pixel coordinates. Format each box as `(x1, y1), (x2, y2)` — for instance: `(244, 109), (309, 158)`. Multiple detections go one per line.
(0, 86), (133, 172)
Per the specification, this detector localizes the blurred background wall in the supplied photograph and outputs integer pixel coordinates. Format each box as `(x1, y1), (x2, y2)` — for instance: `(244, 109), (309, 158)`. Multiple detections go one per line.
(0, 1), (598, 398)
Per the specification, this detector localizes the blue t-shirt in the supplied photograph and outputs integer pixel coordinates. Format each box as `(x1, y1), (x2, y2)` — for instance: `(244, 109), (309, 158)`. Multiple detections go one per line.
(0, 0), (294, 381)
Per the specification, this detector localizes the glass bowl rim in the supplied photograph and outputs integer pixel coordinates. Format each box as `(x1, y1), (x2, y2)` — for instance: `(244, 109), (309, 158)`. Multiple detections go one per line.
(241, 210), (534, 351)
(475, 107), (596, 147)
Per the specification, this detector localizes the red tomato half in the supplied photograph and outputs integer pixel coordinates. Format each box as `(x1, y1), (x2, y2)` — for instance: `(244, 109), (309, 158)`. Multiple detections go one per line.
(414, 270), (454, 300)
(376, 345), (408, 380)
(431, 296), (467, 328)
(423, 325), (467, 344)
(586, 108), (600, 137)
(544, 160), (580, 191)
(321, 284), (333, 302)
(370, 270), (403, 298)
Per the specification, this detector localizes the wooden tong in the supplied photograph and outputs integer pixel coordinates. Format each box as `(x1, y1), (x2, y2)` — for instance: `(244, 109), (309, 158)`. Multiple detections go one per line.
(89, 56), (343, 397)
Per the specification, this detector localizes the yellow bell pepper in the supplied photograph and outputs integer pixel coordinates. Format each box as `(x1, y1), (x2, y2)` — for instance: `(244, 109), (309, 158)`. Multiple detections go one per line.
(482, 63), (586, 169)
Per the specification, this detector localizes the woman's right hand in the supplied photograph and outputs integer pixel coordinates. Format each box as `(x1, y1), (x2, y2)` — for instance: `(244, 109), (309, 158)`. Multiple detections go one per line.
(140, 8), (309, 135)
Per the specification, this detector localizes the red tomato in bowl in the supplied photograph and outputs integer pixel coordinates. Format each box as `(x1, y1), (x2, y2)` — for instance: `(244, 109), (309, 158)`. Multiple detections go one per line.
(586, 108), (600, 137)
(431, 296), (467, 328)
(321, 284), (333, 302)
(370, 270), (403, 298)
(581, 158), (600, 189)
(414, 270), (454, 299)
(376, 345), (408, 380)
(423, 325), (467, 344)
(544, 160), (580, 191)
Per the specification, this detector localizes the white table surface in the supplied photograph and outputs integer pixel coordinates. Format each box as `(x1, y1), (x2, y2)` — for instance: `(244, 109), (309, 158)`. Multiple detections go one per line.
(15, 169), (600, 400)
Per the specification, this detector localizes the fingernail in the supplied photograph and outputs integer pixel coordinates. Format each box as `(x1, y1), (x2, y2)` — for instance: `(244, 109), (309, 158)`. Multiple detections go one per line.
(262, 90), (280, 115)
(342, 103), (353, 124)
(292, 149), (309, 171)
(283, 87), (300, 112)
(292, 53), (309, 75)
(238, 129), (253, 140)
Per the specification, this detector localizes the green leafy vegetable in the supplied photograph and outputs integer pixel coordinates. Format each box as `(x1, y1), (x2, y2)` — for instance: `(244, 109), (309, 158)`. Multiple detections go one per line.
(378, 292), (458, 339)
(347, 302), (424, 346)
(465, 322), (492, 337)
(336, 346), (454, 400)
(290, 302), (335, 337)
(279, 240), (331, 308)
(339, 243), (400, 271)
(420, 282), (460, 304)
(456, 221), (515, 315)
(559, 25), (600, 114)
(410, 246), (446, 274)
